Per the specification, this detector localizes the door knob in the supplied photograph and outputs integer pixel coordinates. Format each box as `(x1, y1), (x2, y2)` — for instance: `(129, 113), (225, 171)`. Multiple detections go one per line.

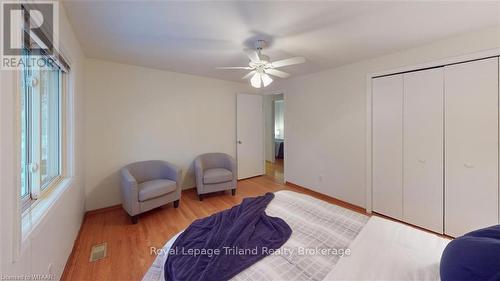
(464, 163), (475, 168)
(237, 141), (242, 144)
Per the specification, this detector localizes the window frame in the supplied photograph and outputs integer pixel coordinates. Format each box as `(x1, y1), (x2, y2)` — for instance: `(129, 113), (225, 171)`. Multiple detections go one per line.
(20, 60), (32, 210)
(10, 3), (74, 262)
(20, 44), (68, 213)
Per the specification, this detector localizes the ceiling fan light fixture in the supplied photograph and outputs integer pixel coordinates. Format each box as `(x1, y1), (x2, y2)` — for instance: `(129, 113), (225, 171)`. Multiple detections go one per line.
(261, 73), (273, 87)
(216, 40), (306, 88)
(250, 73), (262, 88)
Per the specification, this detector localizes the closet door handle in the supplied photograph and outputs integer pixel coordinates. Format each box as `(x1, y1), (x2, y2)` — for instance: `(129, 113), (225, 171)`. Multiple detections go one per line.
(418, 159), (426, 164)
(464, 163), (475, 168)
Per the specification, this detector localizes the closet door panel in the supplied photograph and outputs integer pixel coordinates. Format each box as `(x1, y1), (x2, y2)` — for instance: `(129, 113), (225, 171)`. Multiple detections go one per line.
(403, 68), (444, 233)
(372, 74), (403, 220)
(445, 57), (499, 237)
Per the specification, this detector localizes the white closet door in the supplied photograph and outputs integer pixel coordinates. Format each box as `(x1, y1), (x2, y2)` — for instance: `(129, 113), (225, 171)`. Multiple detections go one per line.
(403, 68), (444, 233)
(445, 57), (499, 237)
(372, 74), (403, 220)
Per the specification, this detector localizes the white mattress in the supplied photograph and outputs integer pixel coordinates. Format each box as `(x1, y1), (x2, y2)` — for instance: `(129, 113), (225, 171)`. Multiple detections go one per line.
(325, 216), (451, 281)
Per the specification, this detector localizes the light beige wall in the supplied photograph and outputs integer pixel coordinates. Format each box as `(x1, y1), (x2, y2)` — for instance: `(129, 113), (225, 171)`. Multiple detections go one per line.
(271, 25), (500, 208)
(0, 4), (86, 279)
(83, 59), (253, 210)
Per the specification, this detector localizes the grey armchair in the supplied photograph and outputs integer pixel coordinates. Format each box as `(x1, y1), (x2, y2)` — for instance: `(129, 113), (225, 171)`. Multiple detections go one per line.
(120, 160), (181, 223)
(194, 153), (237, 201)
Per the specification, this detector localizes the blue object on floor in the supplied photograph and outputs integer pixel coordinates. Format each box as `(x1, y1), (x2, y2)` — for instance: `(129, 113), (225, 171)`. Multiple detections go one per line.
(164, 192), (292, 281)
(440, 224), (500, 281)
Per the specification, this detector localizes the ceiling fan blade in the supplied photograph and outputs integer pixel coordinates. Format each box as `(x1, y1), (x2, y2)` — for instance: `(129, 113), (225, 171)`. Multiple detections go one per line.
(261, 73), (273, 87)
(242, 70), (256, 80)
(250, 73), (262, 88)
(216, 66), (253, 70)
(270, 57), (306, 68)
(244, 48), (261, 63)
(265, 68), (290, 78)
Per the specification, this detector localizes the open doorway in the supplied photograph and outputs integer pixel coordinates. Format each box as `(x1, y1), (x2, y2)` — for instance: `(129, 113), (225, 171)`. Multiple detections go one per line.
(264, 93), (284, 183)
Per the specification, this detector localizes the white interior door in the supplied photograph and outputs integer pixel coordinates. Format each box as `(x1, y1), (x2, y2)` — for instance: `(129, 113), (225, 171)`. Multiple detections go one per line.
(372, 74), (404, 220)
(237, 94), (264, 179)
(445, 57), (499, 237)
(403, 68), (444, 233)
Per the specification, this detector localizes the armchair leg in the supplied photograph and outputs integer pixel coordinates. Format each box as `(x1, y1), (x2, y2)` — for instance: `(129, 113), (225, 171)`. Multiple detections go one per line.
(231, 189), (236, 196)
(173, 200), (179, 208)
(130, 215), (138, 224)
(198, 194), (203, 201)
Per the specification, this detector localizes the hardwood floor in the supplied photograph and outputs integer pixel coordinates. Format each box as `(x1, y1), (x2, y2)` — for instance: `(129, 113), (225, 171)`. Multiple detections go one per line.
(61, 174), (365, 281)
(265, 159), (284, 183)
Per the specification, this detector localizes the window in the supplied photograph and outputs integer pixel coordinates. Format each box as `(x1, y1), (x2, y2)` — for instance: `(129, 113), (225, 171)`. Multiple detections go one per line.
(20, 43), (66, 211)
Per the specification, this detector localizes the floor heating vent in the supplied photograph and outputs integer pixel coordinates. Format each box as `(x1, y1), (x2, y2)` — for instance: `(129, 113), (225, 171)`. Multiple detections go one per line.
(89, 242), (107, 262)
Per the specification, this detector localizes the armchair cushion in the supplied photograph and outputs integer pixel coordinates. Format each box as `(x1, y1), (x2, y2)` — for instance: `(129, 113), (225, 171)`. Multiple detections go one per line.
(203, 168), (233, 184)
(139, 179), (177, 202)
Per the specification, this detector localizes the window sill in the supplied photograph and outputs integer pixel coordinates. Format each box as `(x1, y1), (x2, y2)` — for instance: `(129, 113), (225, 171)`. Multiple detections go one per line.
(21, 177), (74, 243)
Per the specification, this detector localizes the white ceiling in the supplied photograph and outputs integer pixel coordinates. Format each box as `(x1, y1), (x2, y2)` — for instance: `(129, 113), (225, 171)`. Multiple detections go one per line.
(63, 1), (500, 82)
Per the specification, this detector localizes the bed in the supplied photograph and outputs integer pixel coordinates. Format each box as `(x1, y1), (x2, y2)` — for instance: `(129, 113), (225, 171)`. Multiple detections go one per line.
(142, 190), (450, 281)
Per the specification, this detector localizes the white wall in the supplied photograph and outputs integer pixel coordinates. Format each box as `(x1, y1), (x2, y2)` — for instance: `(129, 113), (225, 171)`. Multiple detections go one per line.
(0, 4), (86, 280)
(83, 59), (253, 210)
(271, 25), (500, 208)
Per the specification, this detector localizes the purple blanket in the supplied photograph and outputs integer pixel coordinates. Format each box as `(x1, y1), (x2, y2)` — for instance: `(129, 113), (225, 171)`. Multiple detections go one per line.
(164, 192), (292, 281)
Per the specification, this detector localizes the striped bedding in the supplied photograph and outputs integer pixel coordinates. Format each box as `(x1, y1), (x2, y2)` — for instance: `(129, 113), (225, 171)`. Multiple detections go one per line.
(142, 190), (369, 281)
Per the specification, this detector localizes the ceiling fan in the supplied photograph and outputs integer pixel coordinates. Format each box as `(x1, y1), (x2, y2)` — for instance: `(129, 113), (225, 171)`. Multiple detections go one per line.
(216, 40), (306, 88)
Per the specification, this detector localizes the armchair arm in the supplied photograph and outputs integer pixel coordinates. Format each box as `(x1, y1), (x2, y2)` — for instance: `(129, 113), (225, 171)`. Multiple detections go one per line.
(121, 168), (138, 190)
(226, 155), (237, 180)
(161, 161), (181, 183)
(194, 157), (205, 193)
(120, 168), (139, 216)
(160, 161), (182, 200)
